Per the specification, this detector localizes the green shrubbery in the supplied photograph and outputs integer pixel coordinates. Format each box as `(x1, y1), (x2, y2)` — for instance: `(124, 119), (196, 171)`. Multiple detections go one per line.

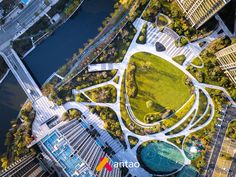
(142, 0), (214, 42)
(90, 106), (124, 142)
(126, 63), (138, 98)
(94, 22), (136, 64)
(187, 37), (236, 100)
(191, 57), (203, 66)
(136, 23), (147, 44)
(179, 37), (188, 47)
(157, 15), (168, 27)
(85, 85), (117, 103)
(64, 0), (81, 17)
(144, 109), (172, 124)
(2, 102), (36, 169)
(226, 121), (236, 140)
(128, 136), (139, 148)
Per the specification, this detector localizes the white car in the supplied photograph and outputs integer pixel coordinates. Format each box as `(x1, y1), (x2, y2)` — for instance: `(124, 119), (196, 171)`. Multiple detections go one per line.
(26, 89), (31, 94)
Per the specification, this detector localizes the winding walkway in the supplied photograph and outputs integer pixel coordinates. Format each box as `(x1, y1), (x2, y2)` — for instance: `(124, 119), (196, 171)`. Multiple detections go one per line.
(60, 18), (231, 177)
(34, 16), (236, 177)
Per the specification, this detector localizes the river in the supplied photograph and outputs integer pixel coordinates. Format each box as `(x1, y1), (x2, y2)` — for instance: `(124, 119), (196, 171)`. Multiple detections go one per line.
(0, 0), (116, 154)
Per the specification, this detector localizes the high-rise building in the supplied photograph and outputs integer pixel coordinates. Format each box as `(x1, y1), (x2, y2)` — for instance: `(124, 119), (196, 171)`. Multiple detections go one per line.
(39, 119), (124, 177)
(0, 155), (56, 177)
(176, 0), (231, 28)
(216, 43), (236, 85)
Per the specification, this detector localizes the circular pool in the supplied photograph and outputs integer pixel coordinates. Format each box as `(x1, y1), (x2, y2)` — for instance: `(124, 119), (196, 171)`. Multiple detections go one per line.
(139, 141), (185, 175)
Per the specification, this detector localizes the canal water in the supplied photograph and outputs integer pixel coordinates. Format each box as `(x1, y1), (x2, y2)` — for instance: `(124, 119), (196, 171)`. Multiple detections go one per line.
(24, 0), (116, 85)
(0, 0), (116, 154)
(0, 73), (26, 154)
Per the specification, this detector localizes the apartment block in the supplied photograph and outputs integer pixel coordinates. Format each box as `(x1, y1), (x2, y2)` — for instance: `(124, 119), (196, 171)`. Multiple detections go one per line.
(0, 155), (55, 177)
(216, 43), (236, 85)
(39, 119), (123, 177)
(176, 0), (231, 28)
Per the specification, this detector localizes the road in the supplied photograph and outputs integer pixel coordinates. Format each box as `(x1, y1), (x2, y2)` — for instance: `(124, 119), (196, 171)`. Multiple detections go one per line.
(0, 0), (58, 100)
(205, 107), (236, 177)
(0, 0), (53, 49)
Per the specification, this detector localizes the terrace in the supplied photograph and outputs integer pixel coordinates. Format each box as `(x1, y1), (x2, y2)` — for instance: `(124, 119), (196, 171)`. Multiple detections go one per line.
(42, 130), (94, 177)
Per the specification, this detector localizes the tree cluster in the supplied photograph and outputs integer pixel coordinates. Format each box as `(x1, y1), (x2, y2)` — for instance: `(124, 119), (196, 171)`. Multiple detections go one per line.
(126, 62), (138, 98)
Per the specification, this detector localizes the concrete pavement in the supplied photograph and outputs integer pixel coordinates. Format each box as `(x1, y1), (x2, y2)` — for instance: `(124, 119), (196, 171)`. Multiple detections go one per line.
(228, 153), (236, 177)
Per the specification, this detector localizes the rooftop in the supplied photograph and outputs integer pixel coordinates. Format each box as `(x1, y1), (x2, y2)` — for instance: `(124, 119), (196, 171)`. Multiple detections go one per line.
(40, 119), (123, 177)
(42, 130), (94, 177)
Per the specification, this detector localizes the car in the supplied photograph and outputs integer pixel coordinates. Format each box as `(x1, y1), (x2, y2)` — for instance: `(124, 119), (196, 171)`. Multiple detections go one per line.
(26, 89), (32, 94)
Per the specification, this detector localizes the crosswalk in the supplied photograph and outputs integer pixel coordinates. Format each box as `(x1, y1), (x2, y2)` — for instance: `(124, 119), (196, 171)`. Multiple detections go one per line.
(146, 24), (196, 61)
(133, 18), (199, 65)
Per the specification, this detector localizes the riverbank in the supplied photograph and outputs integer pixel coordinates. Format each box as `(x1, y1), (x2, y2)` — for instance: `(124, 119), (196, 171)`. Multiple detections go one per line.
(13, 0), (85, 58)
(0, 0), (117, 168)
(23, 0), (117, 85)
(0, 73), (26, 155)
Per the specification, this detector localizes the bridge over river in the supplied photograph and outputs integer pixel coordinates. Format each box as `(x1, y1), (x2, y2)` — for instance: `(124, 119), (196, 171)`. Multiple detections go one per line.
(0, 0), (66, 143)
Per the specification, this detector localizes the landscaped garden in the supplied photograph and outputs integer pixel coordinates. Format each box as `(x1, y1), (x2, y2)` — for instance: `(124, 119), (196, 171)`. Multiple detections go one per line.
(183, 136), (205, 160)
(93, 22), (137, 64)
(34, 2), (236, 176)
(136, 23), (147, 44)
(172, 54), (186, 65)
(191, 57), (203, 67)
(142, 0), (216, 41)
(85, 84), (117, 103)
(89, 106), (125, 145)
(187, 37), (236, 100)
(127, 52), (192, 122)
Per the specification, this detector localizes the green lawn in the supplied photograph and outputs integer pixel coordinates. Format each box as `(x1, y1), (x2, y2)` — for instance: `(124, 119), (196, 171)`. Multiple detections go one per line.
(172, 55), (186, 65)
(128, 52), (191, 122)
(191, 57), (202, 66)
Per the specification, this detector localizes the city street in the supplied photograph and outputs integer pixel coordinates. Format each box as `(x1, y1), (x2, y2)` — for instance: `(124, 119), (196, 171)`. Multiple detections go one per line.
(0, 0), (53, 48)
(205, 107), (236, 177)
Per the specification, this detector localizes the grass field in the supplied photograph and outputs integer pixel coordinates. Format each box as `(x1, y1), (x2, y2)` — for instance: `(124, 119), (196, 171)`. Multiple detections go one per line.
(191, 57), (203, 66)
(128, 52), (191, 122)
